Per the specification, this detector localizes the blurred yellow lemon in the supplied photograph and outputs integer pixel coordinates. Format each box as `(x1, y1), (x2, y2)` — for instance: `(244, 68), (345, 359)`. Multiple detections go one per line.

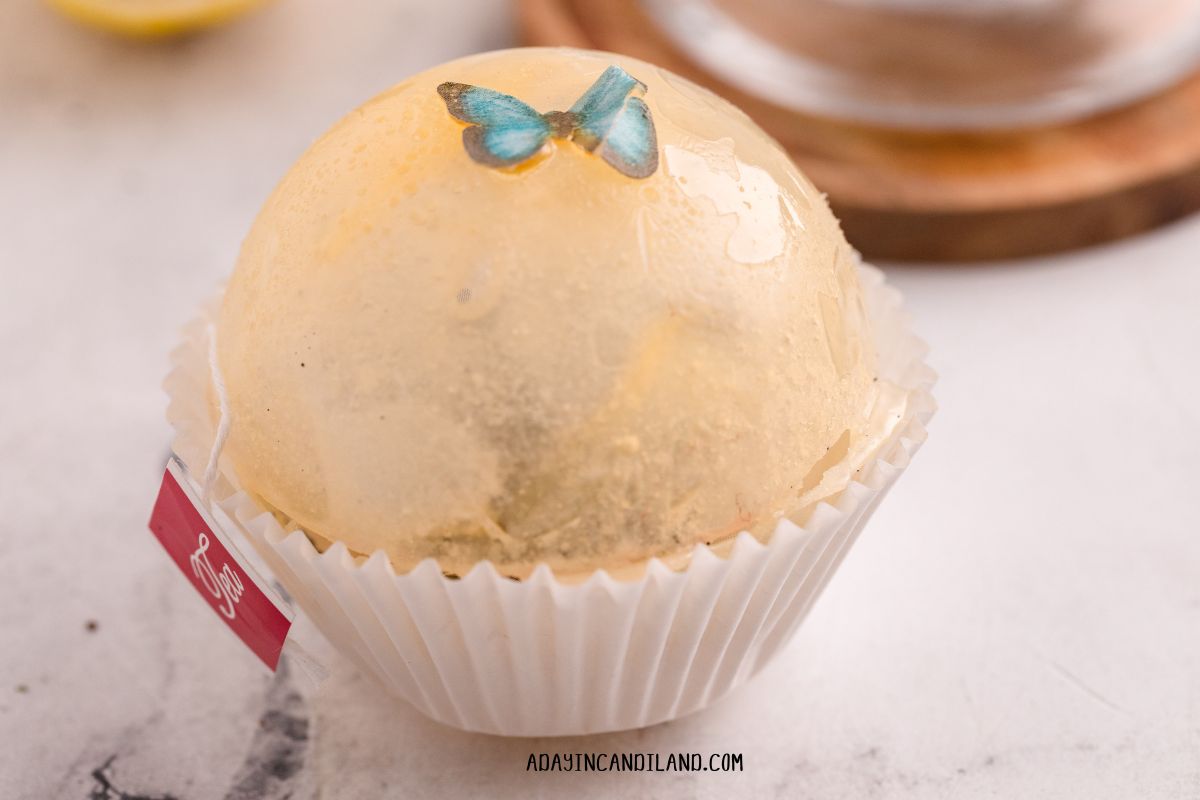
(47, 0), (272, 38)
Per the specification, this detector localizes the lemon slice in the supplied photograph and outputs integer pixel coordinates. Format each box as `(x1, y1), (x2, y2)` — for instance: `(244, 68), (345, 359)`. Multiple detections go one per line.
(46, 0), (272, 38)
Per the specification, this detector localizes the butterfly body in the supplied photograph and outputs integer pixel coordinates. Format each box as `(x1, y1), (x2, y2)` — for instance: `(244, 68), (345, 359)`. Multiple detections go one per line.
(542, 110), (579, 139)
(436, 65), (658, 179)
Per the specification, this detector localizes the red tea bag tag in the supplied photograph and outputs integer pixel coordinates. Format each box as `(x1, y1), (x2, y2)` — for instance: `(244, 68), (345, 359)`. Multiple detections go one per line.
(148, 458), (293, 669)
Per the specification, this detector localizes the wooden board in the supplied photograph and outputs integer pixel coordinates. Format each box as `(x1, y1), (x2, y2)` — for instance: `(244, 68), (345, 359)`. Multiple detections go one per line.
(519, 0), (1200, 261)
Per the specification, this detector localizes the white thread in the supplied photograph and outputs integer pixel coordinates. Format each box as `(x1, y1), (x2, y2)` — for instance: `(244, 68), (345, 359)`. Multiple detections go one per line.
(203, 323), (232, 500)
(283, 638), (332, 686)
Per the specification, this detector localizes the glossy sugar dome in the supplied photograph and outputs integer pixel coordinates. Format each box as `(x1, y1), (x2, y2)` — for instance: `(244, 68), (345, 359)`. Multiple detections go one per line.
(217, 47), (876, 578)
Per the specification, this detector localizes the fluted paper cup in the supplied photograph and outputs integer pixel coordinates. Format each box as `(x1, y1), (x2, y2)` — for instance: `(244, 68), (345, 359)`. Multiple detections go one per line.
(163, 263), (935, 736)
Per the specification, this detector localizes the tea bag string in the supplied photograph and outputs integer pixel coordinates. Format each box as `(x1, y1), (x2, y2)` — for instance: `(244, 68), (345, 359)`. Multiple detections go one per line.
(203, 322), (232, 501)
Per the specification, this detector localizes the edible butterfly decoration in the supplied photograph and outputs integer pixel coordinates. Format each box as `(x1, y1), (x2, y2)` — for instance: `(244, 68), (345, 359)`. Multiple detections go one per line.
(436, 65), (659, 179)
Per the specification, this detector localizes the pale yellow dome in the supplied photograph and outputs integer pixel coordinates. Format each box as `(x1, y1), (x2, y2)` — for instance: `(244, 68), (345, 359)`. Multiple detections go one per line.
(217, 47), (877, 578)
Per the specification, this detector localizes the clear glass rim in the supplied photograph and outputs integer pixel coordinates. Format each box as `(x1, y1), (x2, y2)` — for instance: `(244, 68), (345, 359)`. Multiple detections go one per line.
(641, 0), (1200, 130)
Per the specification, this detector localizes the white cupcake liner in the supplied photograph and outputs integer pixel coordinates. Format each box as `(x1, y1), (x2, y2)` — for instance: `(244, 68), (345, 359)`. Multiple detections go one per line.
(164, 264), (935, 736)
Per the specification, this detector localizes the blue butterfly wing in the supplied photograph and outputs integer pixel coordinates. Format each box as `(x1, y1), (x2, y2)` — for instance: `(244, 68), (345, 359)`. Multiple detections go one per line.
(596, 97), (658, 179)
(437, 82), (550, 167)
(439, 83), (541, 127)
(463, 123), (552, 167)
(568, 66), (642, 151)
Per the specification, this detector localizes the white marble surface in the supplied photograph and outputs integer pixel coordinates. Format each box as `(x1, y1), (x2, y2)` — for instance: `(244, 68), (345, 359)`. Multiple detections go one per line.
(2, 0), (1199, 797)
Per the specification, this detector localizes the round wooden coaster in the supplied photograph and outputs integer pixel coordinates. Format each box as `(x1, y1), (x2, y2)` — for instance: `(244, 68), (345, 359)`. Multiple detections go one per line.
(519, 0), (1200, 261)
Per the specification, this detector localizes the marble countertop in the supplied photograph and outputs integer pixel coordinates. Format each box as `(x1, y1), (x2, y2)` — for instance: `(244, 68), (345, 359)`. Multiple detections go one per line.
(2, 0), (1198, 797)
